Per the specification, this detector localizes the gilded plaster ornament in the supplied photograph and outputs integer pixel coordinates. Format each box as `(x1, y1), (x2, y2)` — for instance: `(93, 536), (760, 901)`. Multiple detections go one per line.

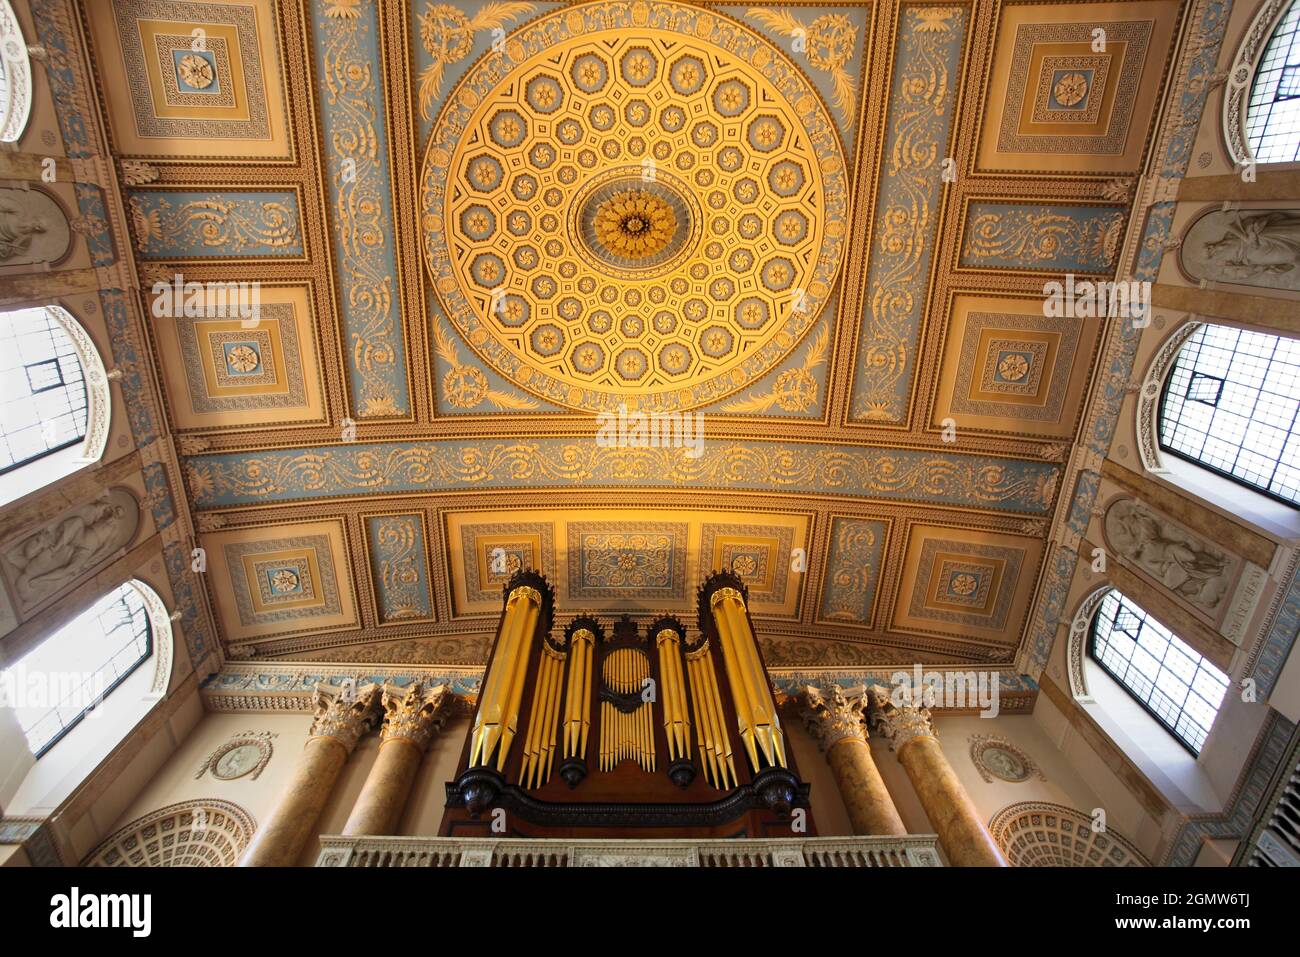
(310, 682), (382, 753)
(747, 8), (858, 120)
(417, 3), (537, 119)
(380, 682), (451, 749)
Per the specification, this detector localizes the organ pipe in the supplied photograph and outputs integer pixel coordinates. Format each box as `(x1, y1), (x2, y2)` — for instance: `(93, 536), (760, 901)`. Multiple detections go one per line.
(469, 583), (543, 771)
(709, 585), (787, 772)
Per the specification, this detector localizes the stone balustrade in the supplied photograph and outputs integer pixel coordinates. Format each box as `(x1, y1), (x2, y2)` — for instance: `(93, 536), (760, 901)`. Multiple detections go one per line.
(314, 834), (944, 867)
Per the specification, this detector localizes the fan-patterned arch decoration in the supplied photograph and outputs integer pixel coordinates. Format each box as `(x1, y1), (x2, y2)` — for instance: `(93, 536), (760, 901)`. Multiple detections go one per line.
(83, 800), (255, 867)
(988, 802), (1149, 867)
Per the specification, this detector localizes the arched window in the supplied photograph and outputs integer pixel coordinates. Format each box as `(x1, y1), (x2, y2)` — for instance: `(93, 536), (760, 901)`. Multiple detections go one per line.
(1089, 590), (1229, 754)
(0, 306), (89, 474)
(0, 305), (109, 504)
(1246, 0), (1300, 163)
(3, 582), (153, 757)
(1158, 323), (1300, 507)
(0, 0), (34, 144)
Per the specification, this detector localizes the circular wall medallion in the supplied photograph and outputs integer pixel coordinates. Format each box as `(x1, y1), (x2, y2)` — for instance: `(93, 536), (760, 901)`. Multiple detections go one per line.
(969, 734), (1043, 784)
(196, 733), (275, 782)
(213, 743), (263, 780)
(420, 1), (849, 413)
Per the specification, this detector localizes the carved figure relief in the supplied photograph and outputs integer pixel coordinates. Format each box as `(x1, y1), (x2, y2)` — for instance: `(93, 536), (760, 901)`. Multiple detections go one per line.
(1, 487), (140, 610)
(1180, 208), (1300, 291)
(1102, 497), (1234, 615)
(0, 188), (72, 267)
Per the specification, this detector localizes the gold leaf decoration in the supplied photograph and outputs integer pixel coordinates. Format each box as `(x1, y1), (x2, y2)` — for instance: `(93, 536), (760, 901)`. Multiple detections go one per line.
(747, 8), (858, 120)
(418, 2), (536, 120)
(434, 315), (539, 411)
(720, 323), (830, 414)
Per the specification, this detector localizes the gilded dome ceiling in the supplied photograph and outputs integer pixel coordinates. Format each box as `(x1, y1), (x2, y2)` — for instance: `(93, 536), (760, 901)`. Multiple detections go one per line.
(420, 3), (849, 413)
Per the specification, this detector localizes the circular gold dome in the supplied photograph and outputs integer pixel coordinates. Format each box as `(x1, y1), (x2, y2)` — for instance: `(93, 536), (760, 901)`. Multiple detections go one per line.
(420, 1), (849, 413)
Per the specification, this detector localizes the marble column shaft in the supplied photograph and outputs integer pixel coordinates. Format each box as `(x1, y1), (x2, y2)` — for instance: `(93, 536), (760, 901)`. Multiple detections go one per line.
(342, 684), (449, 837)
(802, 685), (906, 836)
(238, 684), (379, 867)
(869, 690), (1006, 867)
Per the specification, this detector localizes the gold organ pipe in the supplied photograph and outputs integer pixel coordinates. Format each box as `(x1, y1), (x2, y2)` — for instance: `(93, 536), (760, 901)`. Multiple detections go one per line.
(469, 586), (541, 769)
(562, 629), (593, 760)
(543, 653), (562, 780)
(520, 645), (565, 788)
(580, 639), (592, 757)
(701, 643), (738, 788)
(656, 628), (690, 762)
(498, 597), (541, 770)
(711, 588), (786, 771)
(685, 655), (716, 785)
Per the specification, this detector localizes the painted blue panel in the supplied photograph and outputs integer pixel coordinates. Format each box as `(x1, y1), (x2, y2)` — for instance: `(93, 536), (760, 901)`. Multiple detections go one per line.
(311, 0), (410, 417)
(129, 190), (303, 259)
(960, 202), (1126, 275)
(185, 438), (1060, 515)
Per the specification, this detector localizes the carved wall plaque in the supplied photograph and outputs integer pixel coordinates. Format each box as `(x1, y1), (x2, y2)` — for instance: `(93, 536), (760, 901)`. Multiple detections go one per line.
(0, 187), (72, 268)
(0, 487), (140, 611)
(195, 730), (276, 781)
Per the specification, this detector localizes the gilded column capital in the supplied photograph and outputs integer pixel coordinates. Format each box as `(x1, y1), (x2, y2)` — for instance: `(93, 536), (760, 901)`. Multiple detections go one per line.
(310, 682), (381, 755)
(379, 682), (451, 751)
(866, 686), (935, 752)
(801, 684), (869, 751)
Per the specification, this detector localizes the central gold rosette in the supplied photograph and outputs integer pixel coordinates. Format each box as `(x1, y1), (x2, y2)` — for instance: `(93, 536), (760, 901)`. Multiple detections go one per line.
(591, 189), (678, 261)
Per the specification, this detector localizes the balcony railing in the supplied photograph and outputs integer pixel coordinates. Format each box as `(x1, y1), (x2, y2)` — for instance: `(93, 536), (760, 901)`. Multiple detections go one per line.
(315, 834), (944, 867)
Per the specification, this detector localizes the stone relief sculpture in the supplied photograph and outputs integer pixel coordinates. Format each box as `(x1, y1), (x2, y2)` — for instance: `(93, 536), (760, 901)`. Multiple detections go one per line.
(0, 188), (71, 267)
(1, 487), (140, 609)
(1180, 208), (1300, 291)
(1103, 497), (1234, 615)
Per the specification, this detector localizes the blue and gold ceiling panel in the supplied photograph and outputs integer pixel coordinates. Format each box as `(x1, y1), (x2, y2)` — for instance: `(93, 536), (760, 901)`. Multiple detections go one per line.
(312, 0), (411, 418)
(974, 0), (1181, 174)
(891, 522), (1045, 648)
(930, 293), (1103, 441)
(127, 189), (305, 260)
(419, 0), (850, 414)
(847, 3), (969, 425)
(87, 0), (292, 159)
(202, 518), (359, 642)
(364, 512), (436, 624)
(957, 201), (1127, 276)
(153, 283), (329, 431)
(185, 437), (1060, 515)
(444, 507), (808, 618)
(817, 515), (888, 628)
(453, 517), (558, 606)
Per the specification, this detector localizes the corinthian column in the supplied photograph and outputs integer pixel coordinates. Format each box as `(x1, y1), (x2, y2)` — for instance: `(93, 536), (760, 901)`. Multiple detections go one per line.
(342, 683), (450, 836)
(239, 683), (380, 867)
(867, 688), (1006, 867)
(801, 684), (906, 836)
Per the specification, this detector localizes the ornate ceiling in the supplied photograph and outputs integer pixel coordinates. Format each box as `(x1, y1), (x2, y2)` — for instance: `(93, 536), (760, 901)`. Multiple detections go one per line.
(78, 0), (1189, 669)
